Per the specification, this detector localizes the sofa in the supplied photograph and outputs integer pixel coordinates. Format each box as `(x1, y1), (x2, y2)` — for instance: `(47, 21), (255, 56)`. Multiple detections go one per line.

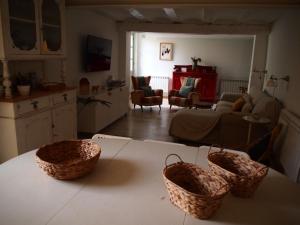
(169, 87), (282, 149)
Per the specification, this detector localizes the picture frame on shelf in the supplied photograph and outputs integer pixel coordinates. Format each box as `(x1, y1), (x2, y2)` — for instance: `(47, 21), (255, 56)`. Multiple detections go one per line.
(160, 43), (173, 61)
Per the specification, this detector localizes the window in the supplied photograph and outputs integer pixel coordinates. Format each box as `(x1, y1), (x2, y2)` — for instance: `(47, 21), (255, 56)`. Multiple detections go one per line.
(130, 32), (135, 75)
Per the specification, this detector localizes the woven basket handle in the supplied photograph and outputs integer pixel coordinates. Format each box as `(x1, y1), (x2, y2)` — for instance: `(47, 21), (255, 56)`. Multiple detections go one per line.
(165, 154), (183, 168)
(211, 182), (229, 198)
(208, 144), (224, 155)
(254, 165), (269, 177)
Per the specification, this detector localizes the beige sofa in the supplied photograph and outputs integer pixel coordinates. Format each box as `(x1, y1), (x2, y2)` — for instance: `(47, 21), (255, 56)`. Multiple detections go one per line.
(169, 87), (282, 149)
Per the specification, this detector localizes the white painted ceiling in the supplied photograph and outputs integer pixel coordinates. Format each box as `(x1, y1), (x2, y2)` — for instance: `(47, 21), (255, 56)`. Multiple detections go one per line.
(83, 6), (295, 25)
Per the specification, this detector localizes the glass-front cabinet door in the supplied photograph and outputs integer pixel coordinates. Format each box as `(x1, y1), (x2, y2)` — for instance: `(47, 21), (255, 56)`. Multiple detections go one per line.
(40, 0), (64, 54)
(4, 0), (40, 55)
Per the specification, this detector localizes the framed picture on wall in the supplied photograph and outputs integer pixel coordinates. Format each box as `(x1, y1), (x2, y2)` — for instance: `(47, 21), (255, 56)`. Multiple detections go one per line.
(160, 43), (173, 61)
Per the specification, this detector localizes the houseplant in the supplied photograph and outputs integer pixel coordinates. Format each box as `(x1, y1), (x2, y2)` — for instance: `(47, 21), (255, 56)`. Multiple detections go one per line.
(15, 73), (31, 96)
(191, 57), (201, 70)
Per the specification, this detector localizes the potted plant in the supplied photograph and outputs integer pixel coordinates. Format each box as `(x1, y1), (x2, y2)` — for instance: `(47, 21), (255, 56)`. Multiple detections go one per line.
(16, 73), (31, 96)
(191, 57), (202, 71)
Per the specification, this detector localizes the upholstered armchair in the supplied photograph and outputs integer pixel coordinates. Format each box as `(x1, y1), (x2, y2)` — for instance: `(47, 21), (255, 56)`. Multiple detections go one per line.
(131, 76), (163, 112)
(168, 77), (201, 110)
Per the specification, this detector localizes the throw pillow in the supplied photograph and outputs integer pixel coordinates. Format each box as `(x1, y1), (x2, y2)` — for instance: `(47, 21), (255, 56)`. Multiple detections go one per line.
(140, 86), (154, 97)
(179, 85), (193, 97)
(180, 77), (195, 87)
(241, 102), (253, 113)
(232, 97), (245, 111)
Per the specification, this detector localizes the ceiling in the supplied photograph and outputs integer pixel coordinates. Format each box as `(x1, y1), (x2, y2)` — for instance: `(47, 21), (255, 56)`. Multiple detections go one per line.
(66, 1), (300, 26)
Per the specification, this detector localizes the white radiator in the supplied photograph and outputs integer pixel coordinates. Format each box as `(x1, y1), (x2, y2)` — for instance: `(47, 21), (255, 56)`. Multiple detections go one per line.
(219, 79), (249, 96)
(150, 76), (170, 96)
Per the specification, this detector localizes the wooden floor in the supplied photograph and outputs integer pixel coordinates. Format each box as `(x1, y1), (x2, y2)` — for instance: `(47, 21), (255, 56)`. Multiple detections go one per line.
(78, 99), (194, 144)
(101, 106), (176, 142)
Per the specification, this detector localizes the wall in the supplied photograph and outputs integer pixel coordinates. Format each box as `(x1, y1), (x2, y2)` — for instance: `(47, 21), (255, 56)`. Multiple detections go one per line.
(135, 33), (254, 81)
(63, 9), (119, 87)
(265, 9), (300, 116)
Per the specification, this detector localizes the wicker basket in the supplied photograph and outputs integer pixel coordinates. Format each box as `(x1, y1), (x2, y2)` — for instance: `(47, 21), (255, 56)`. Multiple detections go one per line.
(163, 154), (230, 219)
(36, 140), (101, 180)
(208, 147), (268, 198)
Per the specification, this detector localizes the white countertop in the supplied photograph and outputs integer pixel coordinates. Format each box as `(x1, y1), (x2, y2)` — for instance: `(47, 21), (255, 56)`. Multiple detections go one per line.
(0, 136), (299, 225)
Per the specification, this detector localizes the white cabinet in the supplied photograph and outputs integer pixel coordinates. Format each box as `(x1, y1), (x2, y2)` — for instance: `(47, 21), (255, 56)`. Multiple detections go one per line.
(78, 87), (129, 133)
(0, 89), (77, 163)
(52, 104), (76, 142)
(16, 110), (52, 154)
(0, 0), (66, 59)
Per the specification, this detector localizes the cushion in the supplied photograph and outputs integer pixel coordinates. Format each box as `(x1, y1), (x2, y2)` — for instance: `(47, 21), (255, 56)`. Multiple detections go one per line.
(252, 95), (273, 115)
(180, 77), (195, 87)
(249, 86), (264, 105)
(232, 97), (245, 111)
(241, 102), (253, 113)
(179, 85), (193, 97)
(140, 86), (154, 97)
(180, 77), (201, 91)
(242, 93), (252, 103)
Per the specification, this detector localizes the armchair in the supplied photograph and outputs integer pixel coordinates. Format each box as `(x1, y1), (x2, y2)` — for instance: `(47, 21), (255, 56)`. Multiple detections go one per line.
(131, 76), (163, 112)
(168, 77), (201, 110)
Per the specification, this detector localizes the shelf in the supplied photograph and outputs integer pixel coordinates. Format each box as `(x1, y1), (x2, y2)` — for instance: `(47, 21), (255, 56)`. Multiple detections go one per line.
(10, 16), (36, 24)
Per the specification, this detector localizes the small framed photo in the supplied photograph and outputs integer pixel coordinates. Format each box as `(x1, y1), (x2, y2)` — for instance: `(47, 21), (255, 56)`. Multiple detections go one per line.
(160, 43), (173, 61)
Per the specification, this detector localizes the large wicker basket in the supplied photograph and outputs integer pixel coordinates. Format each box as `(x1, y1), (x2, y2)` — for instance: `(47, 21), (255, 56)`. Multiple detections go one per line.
(208, 148), (268, 198)
(163, 154), (230, 219)
(36, 140), (101, 180)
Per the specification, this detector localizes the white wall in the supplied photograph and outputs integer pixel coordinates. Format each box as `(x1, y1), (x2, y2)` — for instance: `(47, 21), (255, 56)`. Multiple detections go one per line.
(63, 9), (119, 87)
(265, 9), (300, 116)
(135, 33), (253, 81)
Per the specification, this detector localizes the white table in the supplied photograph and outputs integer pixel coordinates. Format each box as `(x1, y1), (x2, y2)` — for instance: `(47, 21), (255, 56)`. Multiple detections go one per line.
(0, 135), (299, 225)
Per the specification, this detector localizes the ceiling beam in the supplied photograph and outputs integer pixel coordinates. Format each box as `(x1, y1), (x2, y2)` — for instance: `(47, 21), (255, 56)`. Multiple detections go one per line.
(117, 21), (271, 35)
(66, 0), (300, 8)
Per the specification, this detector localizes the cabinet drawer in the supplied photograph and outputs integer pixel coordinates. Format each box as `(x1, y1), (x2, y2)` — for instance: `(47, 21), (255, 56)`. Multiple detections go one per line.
(15, 96), (51, 116)
(52, 90), (76, 105)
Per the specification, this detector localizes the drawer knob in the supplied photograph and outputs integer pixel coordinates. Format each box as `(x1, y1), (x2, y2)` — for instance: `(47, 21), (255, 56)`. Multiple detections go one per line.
(31, 101), (39, 109)
(62, 94), (68, 102)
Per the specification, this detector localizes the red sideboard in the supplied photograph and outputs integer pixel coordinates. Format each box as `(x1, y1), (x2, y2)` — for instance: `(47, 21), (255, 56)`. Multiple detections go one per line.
(172, 65), (217, 103)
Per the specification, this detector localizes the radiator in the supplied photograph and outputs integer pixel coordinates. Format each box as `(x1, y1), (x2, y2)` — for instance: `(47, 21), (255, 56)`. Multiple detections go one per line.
(150, 76), (170, 96)
(219, 79), (249, 96)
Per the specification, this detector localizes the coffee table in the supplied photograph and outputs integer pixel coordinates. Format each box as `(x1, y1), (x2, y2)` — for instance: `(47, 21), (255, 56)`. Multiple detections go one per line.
(0, 135), (299, 225)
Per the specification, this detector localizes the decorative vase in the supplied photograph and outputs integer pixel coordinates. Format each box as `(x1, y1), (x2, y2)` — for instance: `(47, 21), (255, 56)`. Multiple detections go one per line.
(17, 85), (31, 96)
(192, 63), (197, 71)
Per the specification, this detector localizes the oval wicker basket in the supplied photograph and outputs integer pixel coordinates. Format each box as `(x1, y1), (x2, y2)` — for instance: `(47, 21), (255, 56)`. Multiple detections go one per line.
(36, 140), (101, 180)
(208, 148), (268, 198)
(163, 154), (230, 219)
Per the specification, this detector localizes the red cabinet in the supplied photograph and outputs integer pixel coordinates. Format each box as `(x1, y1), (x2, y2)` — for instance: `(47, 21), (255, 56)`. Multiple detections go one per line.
(172, 65), (217, 102)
